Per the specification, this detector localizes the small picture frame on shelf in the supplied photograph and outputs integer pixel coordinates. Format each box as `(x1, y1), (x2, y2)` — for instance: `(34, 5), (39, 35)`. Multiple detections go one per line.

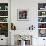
(38, 11), (46, 16)
(38, 23), (46, 28)
(38, 3), (46, 10)
(5, 6), (8, 10)
(0, 17), (8, 22)
(38, 17), (46, 22)
(17, 9), (29, 21)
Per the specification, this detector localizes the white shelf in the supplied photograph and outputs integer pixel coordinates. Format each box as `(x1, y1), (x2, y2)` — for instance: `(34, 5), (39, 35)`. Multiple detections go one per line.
(38, 28), (46, 29)
(0, 10), (8, 11)
(38, 10), (46, 11)
(0, 22), (8, 23)
(38, 16), (46, 17)
(38, 22), (46, 23)
(0, 16), (8, 17)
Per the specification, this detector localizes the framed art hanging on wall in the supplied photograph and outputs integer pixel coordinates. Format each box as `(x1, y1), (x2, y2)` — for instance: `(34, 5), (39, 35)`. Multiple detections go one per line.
(17, 9), (29, 21)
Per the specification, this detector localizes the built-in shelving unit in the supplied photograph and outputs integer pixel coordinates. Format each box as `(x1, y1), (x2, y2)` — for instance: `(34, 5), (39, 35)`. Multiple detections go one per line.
(38, 3), (46, 37)
(0, 3), (8, 37)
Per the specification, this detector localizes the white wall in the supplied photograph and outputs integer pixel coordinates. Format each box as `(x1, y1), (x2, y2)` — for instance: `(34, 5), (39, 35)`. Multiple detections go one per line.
(11, 0), (38, 30)
(11, 0), (38, 45)
(11, 0), (46, 30)
(11, 0), (46, 46)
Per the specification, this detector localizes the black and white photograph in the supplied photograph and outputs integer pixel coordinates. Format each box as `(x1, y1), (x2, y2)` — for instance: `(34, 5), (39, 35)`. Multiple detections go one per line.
(17, 9), (29, 21)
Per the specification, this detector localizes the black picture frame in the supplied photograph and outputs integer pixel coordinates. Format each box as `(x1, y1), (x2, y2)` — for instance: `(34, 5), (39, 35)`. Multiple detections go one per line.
(17, 9), (29, 21)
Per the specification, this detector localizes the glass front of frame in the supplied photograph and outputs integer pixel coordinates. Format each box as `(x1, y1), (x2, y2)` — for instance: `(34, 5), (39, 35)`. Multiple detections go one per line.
(17, 9), (29, 21)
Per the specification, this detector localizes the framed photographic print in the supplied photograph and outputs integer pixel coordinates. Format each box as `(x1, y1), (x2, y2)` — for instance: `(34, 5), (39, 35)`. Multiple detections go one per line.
(17, 9), (29, 21)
